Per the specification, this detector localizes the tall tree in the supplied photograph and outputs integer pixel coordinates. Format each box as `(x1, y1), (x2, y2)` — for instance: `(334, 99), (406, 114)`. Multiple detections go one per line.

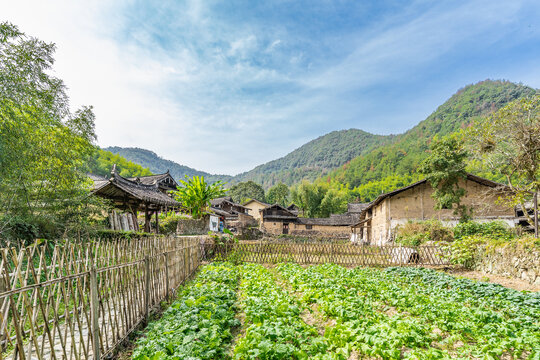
(471, 95), (540, 237)
(175, 176), (226, 219)
(227, 181), (265, 204)
(266, 183), (289, 206)
(419, 134), (471, 221)
(0, 22), (102, 239)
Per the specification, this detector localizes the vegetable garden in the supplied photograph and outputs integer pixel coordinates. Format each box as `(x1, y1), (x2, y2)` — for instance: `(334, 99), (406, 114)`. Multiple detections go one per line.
(132, 262), (540, 360)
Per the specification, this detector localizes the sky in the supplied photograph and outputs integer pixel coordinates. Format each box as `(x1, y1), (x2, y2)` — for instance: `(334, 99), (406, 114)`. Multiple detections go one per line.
(2, 0), (540, 175)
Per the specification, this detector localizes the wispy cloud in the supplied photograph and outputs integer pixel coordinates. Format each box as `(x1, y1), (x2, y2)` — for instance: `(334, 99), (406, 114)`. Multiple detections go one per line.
(2, 0), (540, 174)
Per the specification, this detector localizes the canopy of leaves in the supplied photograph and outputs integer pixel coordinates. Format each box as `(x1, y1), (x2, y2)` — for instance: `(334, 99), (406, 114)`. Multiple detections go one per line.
(0, 22), (106, 240)
(265, 183), (289, 206)
(419, 135), (470, 219)
(227, 181), (265, 204)
(291, 181), (348, 217)
(174, 176), (225, 219)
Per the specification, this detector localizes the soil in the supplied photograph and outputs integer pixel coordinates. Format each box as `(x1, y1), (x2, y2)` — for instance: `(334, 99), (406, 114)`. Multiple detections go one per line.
(445, 269), (540, 292)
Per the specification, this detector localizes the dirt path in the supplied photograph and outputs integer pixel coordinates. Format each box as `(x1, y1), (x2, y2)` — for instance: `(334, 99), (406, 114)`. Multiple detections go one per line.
(445, 269), (540, 292)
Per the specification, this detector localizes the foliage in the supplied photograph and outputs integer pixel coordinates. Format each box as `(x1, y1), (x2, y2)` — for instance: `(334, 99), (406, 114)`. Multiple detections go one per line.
(88, 149), (152, 178)
(132, 263), (240, 360)
(290, 181), (349, 218)
(278, 263), (540, 359)
(419, 135), (471, 221)
(395, 220), (454, 246)
(453, 221), (515, 241)
(105, 146), (232, 184)
(469, 95), (540, 235)
(0, 22), (107, 239)
(234, 264), (339, 359)
(227, 181), (265, 204)
(266, 183), (290, 206)
(175, 176), (226, 219)
(158, 211), (189, 235)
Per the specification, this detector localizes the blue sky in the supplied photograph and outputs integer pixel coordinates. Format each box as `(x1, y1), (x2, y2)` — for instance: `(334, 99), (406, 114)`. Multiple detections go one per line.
(2, 0), (540, 174)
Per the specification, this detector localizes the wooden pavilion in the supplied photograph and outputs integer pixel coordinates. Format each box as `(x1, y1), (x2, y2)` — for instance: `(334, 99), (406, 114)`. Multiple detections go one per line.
(92, 165), (182, 233)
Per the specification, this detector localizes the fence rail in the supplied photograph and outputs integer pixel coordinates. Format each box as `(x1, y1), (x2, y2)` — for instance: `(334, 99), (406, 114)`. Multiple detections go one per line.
(0, 236), (202, 360)
(202, 242), (451, 267)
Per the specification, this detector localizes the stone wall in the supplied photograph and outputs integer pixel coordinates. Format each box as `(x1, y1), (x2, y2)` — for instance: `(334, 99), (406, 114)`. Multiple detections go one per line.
(473, 245), (540, 286)
(176, 218), (209, 235)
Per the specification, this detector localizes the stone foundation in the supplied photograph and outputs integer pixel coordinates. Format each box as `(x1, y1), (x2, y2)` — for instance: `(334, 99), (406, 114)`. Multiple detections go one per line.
(474, 246), (540, 286)
(176, 218), (209, 235)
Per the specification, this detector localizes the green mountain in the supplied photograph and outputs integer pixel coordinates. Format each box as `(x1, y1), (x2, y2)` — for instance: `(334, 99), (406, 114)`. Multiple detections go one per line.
(324, 80), (537, 188)
(104, 147), (232, 183)
(89, 148), (153, 178)
(232, 129), (393, 188)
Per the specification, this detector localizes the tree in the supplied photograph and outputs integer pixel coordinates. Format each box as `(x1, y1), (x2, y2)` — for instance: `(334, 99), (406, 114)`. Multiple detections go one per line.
(266, 183), (289, 206)
(0, 22), (103, 239)
(174, 176), (226, 219)
(227, 181), (265, 204)
(419, 134), (471, 221)
(471, 96), (540, 237)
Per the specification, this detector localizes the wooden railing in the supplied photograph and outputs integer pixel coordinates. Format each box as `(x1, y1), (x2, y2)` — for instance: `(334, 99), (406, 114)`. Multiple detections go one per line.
(0, 236), (201, 360)
(202, 241), (451, 267)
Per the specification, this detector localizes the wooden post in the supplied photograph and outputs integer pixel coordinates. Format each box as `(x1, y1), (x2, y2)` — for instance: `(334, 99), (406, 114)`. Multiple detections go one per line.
(165, 252), (170, 301)
(144, 203), (151, 233)
(144, 256), (150, 322)
(534, 192), (538, 238)
(155, 210), (160, 234)
(0, 277), (6, 354)
(90, 265), (101, 360)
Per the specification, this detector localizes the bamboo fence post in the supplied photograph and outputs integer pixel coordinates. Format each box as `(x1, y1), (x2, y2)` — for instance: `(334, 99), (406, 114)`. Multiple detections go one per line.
(144, 256), (150, 323)
(165, 252), (170, 301)
(0, 276), (5, 355)
(90, 265), (101, 360)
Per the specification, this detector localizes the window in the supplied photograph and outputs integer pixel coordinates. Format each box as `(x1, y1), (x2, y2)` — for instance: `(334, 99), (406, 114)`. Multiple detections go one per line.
(305, 224), (312, 230)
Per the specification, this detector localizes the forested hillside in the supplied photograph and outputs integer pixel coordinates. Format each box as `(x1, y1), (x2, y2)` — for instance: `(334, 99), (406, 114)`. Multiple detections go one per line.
(105, 147), (232, 183)
(323, 80), (537, 189)
(232, 129), (393, 188)
(88, 149), (153, 178)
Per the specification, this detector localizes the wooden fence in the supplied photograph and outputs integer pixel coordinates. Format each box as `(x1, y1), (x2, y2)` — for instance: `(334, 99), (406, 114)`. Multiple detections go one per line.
(0, 236), (201, 360)
(202, 242), (451, 267)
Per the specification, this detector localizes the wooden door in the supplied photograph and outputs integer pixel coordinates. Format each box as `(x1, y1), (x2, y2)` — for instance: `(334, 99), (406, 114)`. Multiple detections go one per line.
(283, 223), (289, 234)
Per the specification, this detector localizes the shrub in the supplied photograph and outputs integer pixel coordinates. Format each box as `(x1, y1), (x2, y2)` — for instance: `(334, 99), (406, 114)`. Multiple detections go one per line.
(395, 220), (453, 246)
(158, 212), (189, 234)
(453, 221), (514, 241)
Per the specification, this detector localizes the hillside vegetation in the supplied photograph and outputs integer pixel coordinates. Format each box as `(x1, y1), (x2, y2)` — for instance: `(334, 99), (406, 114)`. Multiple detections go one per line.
(232, 129), (393, 188)
(88, 149), (153, 178)
(323, 80), (537, 188)
(105, 146), (232, 183)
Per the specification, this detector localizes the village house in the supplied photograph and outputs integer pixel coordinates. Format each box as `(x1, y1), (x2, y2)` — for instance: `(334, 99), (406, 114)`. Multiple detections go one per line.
(352, 173), (515, 245)
(242, 199), (270, 221)
(260, 203), (363, 238)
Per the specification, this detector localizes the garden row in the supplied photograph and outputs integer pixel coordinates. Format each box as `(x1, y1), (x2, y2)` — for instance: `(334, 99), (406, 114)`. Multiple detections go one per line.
(132, 263), (539, 359)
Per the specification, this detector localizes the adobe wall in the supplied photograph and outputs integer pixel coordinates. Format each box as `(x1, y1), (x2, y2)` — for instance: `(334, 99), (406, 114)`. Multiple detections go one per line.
(245, 202), (267, 221)
(261, 219), (352, 238)
(368, 179), (515, 243)
(176, 218), (208, 235)
(260, 220), (284, 236)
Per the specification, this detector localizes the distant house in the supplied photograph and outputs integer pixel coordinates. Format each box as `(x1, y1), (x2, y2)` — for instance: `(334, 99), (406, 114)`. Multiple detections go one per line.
(243, 199), (270, 221)
(287, 204), (300, 216)
(352, 173), (515, 245)
(210, 196), (251, 220)
(260, 204), (359, 238)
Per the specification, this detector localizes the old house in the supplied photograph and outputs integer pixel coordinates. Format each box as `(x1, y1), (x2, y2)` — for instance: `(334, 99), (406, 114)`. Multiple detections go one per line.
(243, 199), (270, 221)
(352, 174), (515, 245)
(210, 196), (256, 231)
(92, 166), (182, 233)
(260, 204), (360, 238)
